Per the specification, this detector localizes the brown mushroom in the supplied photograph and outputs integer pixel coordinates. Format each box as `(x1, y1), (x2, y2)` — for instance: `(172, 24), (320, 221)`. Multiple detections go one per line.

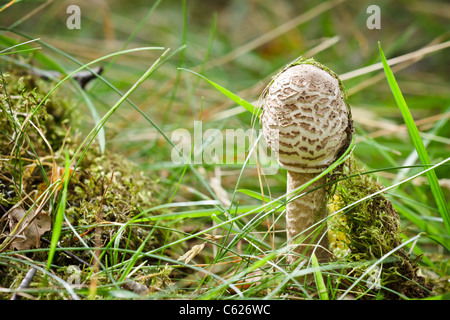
(261, 62), (353, 268)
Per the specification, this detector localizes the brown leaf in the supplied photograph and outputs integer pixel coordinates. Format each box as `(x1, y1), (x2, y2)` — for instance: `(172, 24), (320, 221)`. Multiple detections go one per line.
(177, 243), (205, 264)
(8, 207), (51, 250)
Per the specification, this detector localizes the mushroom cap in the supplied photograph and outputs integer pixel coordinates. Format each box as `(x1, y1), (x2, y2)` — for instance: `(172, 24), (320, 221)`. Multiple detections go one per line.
(261, 64), (351, 173)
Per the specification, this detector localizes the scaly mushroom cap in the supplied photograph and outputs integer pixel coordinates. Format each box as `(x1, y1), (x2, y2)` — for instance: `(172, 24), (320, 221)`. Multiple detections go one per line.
(261, 64), (351, 173)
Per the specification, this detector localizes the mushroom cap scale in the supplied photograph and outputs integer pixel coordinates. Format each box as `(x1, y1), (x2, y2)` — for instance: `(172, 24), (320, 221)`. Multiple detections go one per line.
(261, 64), (350, 173)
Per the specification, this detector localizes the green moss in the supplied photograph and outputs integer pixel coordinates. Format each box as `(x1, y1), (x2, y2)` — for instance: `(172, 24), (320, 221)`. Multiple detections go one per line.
(1, 71), (76, 154)
(60, 145), (169, 263)
(328, 158), (432, 299)
(0, 68), (174, 296)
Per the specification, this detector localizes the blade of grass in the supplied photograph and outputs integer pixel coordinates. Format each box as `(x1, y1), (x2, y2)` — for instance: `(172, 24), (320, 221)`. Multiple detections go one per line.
(135, 204), (274, 221)
(179, 68), (261, 117)
(311, 253), (329, 300)
(421, 292), (450, 300)
(236, 189), (286, 208)
(210, 213), (244, 235)
(0, 33), (63, 71)
(45, 151), (70, 278)
(0, 47), (40, 56)
(379, 42), (450, 235)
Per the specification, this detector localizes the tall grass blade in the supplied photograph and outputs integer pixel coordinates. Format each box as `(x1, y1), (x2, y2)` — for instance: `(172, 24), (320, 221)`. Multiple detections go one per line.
(46, 151), (70, 275)
(311, 253), (329, 300)
(379, 43), (450, 235)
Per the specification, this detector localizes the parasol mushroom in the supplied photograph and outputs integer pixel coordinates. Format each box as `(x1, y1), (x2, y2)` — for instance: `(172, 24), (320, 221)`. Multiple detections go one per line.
(261, 61), (353, 266)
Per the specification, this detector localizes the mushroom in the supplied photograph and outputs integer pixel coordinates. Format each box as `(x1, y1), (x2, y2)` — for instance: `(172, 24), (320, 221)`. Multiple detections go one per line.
(261, 61), (353, 267)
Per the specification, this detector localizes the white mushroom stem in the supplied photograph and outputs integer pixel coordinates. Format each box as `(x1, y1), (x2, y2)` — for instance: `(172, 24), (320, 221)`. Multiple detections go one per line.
(286, 172), (329, 263)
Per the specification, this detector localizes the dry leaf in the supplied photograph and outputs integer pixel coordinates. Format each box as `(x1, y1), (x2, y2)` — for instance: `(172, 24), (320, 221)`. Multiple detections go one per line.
(177, 243), (205, 264)
(8, 207), (51, 250)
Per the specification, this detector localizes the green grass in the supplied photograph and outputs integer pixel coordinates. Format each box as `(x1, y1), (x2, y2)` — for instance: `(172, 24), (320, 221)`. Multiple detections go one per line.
(45, 151), (70, 280)
(379, 43), (450, 236)
(0, 0), (448, 301)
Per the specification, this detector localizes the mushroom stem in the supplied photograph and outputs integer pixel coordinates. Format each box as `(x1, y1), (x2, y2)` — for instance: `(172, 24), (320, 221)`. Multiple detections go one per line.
(286, 171), (329, 264)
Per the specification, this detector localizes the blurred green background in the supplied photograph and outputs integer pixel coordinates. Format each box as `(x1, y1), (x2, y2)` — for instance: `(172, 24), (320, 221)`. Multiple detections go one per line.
(1, 0), (449, 299)
(1, 0), (449, 246)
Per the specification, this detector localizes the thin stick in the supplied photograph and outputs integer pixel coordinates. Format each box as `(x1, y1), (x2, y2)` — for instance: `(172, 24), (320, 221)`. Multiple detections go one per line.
(10, 267), (37, 300)
(88, 168), (114, 299)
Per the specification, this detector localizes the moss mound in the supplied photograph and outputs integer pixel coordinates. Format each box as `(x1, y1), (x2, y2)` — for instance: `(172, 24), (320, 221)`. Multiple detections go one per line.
(0, 68), (171, 293)
(328, 159), (433, 299)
